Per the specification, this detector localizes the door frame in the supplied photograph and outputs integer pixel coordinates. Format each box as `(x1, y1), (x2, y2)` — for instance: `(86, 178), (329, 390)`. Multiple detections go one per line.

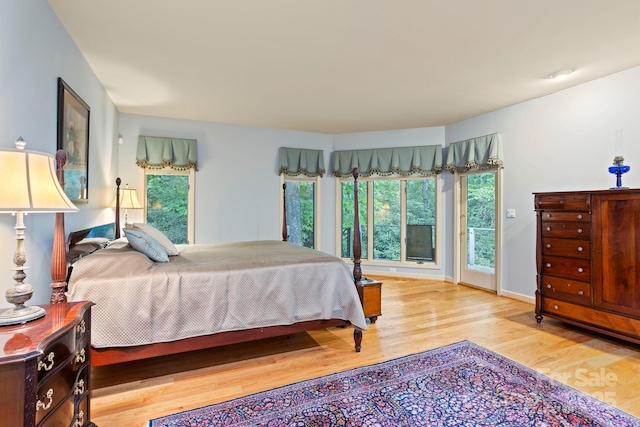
(452, 168), (503, 295)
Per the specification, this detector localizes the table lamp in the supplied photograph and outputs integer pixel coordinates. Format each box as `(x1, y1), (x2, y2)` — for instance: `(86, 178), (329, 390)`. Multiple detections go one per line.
(0, 137), (78, 325)
(111, 182), (142, 227)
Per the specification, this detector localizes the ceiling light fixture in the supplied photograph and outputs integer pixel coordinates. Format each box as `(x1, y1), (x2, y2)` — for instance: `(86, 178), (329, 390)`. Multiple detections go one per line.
(548, 69), (573, 80)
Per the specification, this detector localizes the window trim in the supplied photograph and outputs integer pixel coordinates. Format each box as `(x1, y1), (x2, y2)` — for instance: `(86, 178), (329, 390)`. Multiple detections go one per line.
(279, 174), (321, 249)
(335, 174), (442, 270)
(142, 167), (195, 244)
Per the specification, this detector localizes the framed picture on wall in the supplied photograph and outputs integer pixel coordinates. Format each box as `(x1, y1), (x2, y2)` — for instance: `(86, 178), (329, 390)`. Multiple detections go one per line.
(57, 77), (90, 202)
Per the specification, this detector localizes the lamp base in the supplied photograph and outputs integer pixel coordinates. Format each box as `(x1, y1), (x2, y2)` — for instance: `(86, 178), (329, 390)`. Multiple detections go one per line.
(0, 305), (45, 326)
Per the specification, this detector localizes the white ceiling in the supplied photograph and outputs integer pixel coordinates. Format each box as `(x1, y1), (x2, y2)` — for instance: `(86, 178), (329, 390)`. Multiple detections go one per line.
(48, 0), (640, 134)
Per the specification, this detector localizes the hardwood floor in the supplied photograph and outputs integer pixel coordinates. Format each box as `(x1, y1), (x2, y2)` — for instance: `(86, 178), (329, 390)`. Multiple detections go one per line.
(90, 277), (640, 426)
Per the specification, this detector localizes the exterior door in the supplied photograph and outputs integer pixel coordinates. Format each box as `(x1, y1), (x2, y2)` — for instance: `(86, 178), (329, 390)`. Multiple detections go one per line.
(459, 171), (497, 291)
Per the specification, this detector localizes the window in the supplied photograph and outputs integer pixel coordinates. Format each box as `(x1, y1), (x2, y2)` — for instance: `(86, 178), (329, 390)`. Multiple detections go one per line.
(338, 176), (439, 266)
(281, 176), (320, 249)
(144, 168), (195, 244)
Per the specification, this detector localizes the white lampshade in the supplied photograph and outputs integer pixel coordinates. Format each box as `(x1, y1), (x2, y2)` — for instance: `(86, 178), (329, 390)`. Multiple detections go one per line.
(113, 188), (142, 210)
(0, 146), (78, 213)
(0, 138), (79, 326)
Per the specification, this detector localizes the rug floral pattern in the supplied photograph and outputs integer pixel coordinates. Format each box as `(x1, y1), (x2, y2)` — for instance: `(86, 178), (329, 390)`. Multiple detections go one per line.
(149, 341), (640, 426)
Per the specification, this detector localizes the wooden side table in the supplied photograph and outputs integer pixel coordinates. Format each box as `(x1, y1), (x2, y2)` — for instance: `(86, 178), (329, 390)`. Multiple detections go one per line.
(0, 301), (96, 427)
(361, 278), (382, 323)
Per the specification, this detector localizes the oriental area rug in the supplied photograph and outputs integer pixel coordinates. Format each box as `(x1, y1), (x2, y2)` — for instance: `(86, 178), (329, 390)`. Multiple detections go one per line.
(148, 340), (640, 427)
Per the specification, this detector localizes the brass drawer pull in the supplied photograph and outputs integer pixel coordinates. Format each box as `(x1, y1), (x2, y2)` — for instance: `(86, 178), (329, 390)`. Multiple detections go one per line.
(578, 267), (584, 273)
(73, 410), (85, 427)
(75, 348), (86, 364)
(76, 319), (86, 335)
(38, 352), (55, 372)
(75, 379), (85, 395)
(36, 388), (53, 411)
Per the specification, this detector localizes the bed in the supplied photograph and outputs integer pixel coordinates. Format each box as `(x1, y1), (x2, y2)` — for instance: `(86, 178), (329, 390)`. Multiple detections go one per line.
(53, 164), (366, 367)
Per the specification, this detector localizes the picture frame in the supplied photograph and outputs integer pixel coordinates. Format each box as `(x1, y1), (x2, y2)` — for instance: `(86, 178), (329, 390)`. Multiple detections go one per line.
(57, 77), (90, 203)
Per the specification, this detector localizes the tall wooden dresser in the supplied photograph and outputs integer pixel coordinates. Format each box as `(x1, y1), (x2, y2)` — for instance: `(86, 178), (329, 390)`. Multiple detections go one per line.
(534, 189), (640, 343)
(0, 301), (96, 427)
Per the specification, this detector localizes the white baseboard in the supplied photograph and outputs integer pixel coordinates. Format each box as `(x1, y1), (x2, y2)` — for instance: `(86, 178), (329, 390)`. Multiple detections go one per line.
(363, 271), (447, 281)
(363, 271), (535, 305)
(499, 289), (535, 305)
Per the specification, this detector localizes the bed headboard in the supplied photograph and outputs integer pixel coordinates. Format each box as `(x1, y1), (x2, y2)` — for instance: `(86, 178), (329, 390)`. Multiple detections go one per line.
(67, 223), (116, 248)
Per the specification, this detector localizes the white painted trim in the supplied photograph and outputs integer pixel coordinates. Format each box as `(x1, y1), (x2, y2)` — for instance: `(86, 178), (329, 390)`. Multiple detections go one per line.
(279, 174), (285, 239)
(433, 174), (443, 270)
(315, 175), (321, 249)
(280, 174), (321, 249)
(455, 170), (501, 293)
(363, 271), (449, 281)
(335, 174), (442, 268)
(452, 173), (461, 285)
(495, 167), (504, 296)
(335, 178), (341, 256)
(500, 290), (535, 305)
(142, 167), (195, 244)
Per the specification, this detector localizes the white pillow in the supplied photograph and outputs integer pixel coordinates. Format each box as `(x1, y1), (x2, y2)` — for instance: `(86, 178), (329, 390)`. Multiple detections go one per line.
(132, 223), (179, 256)
(124, 229), (169, 262)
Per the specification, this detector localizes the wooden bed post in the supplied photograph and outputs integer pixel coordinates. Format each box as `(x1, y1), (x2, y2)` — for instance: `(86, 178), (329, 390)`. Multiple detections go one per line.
(114, 178), (122, 239)
(352, 167), (363, 352)
(50, 150), (68, 303)
(282, 183), (288, 242)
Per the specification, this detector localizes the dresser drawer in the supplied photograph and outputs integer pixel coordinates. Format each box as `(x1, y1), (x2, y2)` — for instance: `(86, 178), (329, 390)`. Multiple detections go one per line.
(541, 275), (591, 304)
(540, 211), (590, 222)
(35, 357), (75, 425)
(535, 193), (590, 211)
(37, 331), (74, 383)
(542, 255), (590, 281)
(541, 222), (590, 239)
(542, 237), (590, 259)
(543, 298), (640, 338)
(38, 393), (74, 427)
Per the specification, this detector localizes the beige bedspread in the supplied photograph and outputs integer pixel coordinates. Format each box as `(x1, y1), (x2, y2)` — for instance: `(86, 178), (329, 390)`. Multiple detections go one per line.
(66, 240), (367, 348)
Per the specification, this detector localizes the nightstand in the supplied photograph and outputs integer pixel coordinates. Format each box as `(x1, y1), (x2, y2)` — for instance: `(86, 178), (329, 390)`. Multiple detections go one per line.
(0, 301), (96, 427)
(361, 278), (382, 323)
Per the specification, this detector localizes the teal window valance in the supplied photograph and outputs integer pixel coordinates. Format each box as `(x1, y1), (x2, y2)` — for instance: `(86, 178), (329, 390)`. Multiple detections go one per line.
(331, 145), (443, 178)
(279, 147), (325, 177)
(445, 133), (503, 173)
(136, 136), (198, 171)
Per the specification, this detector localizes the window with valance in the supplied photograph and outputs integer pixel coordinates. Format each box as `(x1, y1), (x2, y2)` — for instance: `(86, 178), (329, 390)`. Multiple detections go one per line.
(278, 147), (325, 177)
(136, 136), (198, 171)
(333, 145), (443, 267)
(331, 145), (443, 178)
(444, 133), (503, 173)
(278, 147), (325, 249)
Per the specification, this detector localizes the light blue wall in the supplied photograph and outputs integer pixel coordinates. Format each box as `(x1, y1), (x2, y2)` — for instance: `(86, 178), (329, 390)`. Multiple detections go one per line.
(6, 0), (640, 307)
(446, 66), (640, 300)
(0, 0), (119, 307)
(118, 114), (336, 252)
(118, 65), (640, 303)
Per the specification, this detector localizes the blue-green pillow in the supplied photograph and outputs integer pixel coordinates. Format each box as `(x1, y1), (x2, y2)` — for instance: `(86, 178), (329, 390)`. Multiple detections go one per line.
(124, 229), (169, 262)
